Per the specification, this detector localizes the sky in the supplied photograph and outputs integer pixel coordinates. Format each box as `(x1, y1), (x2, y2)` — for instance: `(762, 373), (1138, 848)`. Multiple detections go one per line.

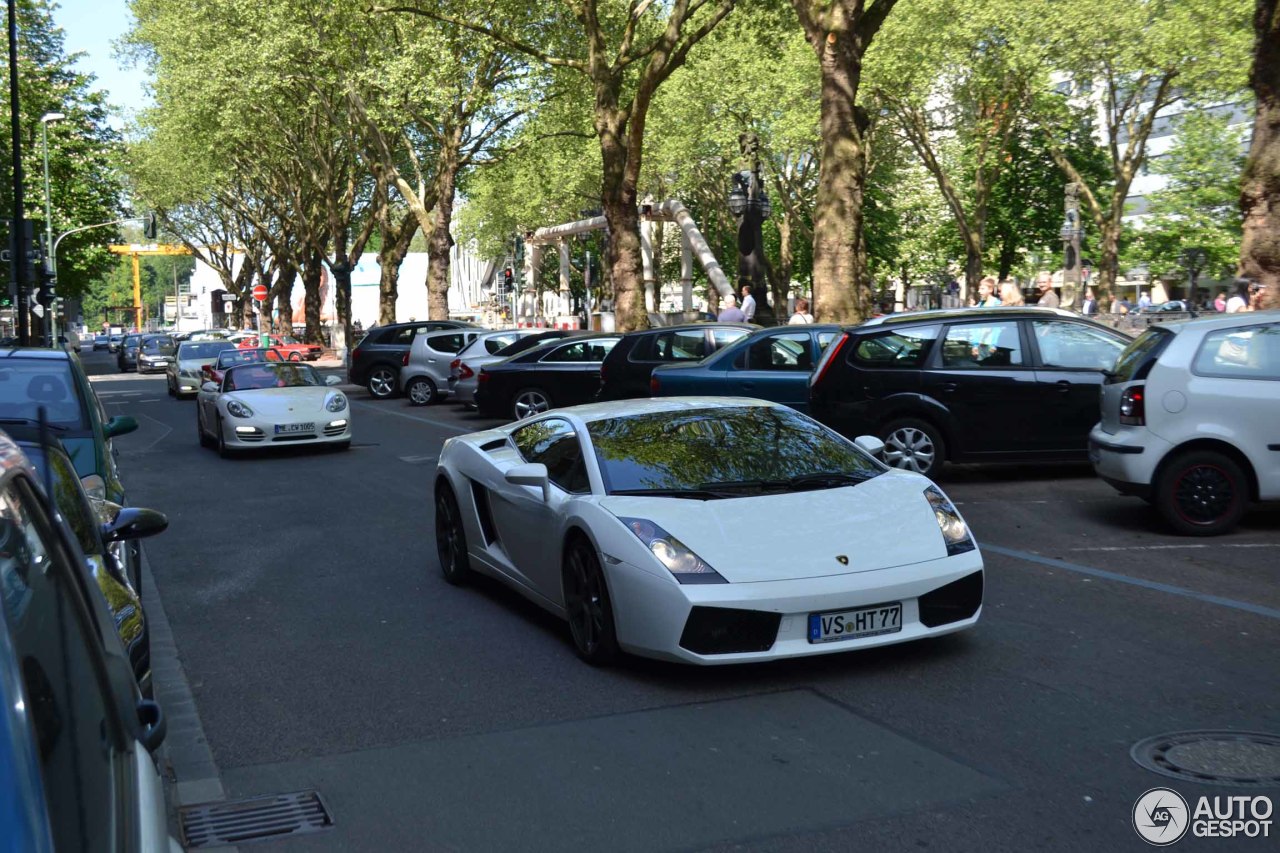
(54, 0), (152, 127)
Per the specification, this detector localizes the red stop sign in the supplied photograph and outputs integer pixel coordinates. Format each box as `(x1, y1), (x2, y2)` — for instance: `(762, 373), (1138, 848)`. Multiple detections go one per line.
(252, 284), (268, 302)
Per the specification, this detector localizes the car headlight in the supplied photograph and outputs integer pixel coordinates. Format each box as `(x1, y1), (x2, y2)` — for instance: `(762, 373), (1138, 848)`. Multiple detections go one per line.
(325, 393), (347, 412)
(925, 485), (974, 555)
(617, 517), (726, 584)
(80, 474), (106, 501)
(226, 399), (254, 418)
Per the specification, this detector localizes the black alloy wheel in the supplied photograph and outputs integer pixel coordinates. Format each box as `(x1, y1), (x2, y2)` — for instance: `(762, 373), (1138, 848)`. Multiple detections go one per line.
(562, 537), (619, 665)
(1156, 450), (1247, 536)
(435, 483), (470, 585)
(407, 377), (438, 407)
(367, 365), (398, 399)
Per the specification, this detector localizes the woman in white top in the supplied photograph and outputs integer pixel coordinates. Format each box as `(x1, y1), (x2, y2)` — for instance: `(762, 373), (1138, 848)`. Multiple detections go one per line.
(788, 298), (814, 324)
(1226, 285), (1250, 313)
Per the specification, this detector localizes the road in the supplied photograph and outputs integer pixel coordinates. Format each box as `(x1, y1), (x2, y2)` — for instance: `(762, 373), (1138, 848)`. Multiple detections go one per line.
(84, 349), (1280, 851)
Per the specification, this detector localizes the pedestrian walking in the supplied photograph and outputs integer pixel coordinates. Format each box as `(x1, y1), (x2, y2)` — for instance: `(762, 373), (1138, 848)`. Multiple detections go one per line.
(1138, 291), (1152, 312)
(1081, 287), (1097, 316)
(788, 298), (814, 325)
(718, 294), (746, 323)
(739, 286), (757, 322)
(1000, 280), (1025, 306)
(974, 277), (1002, 307)
(1035, 272), (1059, 308)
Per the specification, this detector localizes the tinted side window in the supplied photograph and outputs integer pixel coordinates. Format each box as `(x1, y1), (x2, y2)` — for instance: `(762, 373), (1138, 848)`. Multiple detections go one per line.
(1032, 321), (1125, 370)
(711, 328), (748, 349)
(0, 479), (121, 851)
(745, 333), (814, 371)
(513, 418), (589, 493)
(542, 340), (617, 363)
(484, 334), (521, 355)
(429, 334), (468, 354)
(852, 326), (939, 368)
(647, 330), (707, 362)
(1192, 324), (1280, 380)
(940, 321), (1024, 368)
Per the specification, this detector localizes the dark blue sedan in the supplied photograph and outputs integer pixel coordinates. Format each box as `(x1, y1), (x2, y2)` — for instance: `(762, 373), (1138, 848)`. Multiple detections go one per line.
(649, 324), (841, 412)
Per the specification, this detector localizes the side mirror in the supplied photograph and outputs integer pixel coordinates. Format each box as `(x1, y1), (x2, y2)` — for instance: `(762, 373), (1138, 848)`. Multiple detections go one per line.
(325, 374), (341, 386)
(136, 698), (166, 753)
(505, 462), (550, 501)
(103, 415), (138, 439)
(854, 435), (886, 460)
(201, 381), (218, 393)
(102, 507), (169, 544)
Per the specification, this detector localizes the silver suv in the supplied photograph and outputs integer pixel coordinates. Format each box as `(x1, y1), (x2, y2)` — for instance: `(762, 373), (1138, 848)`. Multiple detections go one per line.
(399, 329), (482, 405)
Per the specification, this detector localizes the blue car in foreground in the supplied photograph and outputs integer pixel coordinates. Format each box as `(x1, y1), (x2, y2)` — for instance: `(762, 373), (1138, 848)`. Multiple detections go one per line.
(648, 324), (841, 412)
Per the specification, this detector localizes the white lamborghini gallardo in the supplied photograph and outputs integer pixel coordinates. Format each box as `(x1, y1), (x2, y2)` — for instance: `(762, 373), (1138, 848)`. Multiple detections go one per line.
(434, 398), (983, 665)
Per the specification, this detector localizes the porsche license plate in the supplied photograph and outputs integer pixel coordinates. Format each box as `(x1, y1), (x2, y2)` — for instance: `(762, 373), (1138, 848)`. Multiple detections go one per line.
(275, 422), (315, 434)
(808, 603), (902, 643)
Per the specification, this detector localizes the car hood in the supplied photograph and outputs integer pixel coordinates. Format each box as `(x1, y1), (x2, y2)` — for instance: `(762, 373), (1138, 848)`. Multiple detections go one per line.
(177, 357), (218, 372)
(223, 386), (338, 416)
(598, 471), (952, 582)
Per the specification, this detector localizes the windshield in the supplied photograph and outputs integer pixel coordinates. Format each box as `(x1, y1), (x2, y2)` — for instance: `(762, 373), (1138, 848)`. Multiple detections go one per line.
(224, 363), (322, 391)
(142, 337), (175, 354)
(218, 348), (278, 367)
(178, 341), (236, 360)
(123, 335), (141, 347)
(586, 406), (882, 495)
(0, 359), (88, 431)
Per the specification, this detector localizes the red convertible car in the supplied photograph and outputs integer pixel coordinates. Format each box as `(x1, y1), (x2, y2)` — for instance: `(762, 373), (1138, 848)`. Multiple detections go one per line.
(237, 334), (323, 361)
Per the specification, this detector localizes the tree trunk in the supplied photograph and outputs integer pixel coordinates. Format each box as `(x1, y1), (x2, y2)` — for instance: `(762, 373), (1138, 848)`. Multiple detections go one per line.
(233, 259), (255, 330)
(996, 230), (1017, 282)
(379, 212), (417, 325)
(964, 238), (984, 298)
(1096, 221), (1122, 311)
(810, 34), (870, 323)
(426, 165), (457, 321)
(598, 111), (648, 332)
(1240, 0), (1280, 309)
(302, 251), (324, 344)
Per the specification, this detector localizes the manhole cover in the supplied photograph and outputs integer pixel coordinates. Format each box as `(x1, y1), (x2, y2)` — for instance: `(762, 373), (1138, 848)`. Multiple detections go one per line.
(179, 790), (333, 848)
(1132, 731), (1280, 788)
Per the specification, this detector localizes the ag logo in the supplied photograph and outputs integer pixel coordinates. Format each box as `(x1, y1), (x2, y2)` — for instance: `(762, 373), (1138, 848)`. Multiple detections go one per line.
(1133, 787), (1190, 845)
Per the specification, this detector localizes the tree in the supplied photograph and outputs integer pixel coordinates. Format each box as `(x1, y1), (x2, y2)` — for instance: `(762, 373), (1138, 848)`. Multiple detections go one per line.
(379, 0), (738, 332)
(1028, 0), (1252, 308)
(0, 0), (123, 301)
(1240, 0), (1279, 308)
(1133, 112), (1245, 283)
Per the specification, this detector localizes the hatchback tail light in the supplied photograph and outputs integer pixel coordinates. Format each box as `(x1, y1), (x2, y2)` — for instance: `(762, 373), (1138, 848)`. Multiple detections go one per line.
(402, 352), (410, 366)
(450, 358), (461, 372)
(650, 375), (660, 395)
(459, 363), (474, 380)
(1119, 385), (1145, 425)
(478, 370), (490, 383)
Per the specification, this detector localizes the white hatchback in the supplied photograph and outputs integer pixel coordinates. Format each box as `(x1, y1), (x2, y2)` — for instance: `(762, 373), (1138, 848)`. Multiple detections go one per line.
(1089, 311), (1280, 535)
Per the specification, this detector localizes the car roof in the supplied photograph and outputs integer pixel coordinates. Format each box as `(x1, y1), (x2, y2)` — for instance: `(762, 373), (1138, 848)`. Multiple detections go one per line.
(1148, 308), (1280, 336)
(857, 306), (1082, 328)
(623, 322), (756, 337)
(0, 347), (71, 361)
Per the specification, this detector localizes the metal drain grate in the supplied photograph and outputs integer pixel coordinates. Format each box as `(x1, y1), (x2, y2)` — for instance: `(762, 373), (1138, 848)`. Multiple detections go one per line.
(1132, 731), (1280, 788)
(179, 790), (334, 848)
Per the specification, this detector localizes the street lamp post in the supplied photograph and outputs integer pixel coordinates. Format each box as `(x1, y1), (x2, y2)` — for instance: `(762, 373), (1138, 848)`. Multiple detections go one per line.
(728, 132), (774, 325)
(40, 112), (65, 343)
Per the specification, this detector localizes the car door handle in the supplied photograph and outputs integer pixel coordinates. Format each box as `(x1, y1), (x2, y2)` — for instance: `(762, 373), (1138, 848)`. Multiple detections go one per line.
(740, 382), (755, 391)
(1056, 380), (1071, 393)
(940, 382), (957, 393)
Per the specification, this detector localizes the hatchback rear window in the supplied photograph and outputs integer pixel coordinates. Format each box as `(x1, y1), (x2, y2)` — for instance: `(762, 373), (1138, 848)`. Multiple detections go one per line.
(1109, 328), (1172, 383)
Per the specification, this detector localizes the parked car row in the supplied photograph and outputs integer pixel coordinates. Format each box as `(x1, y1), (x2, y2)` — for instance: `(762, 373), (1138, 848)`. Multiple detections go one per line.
(0, 344), (180, 846)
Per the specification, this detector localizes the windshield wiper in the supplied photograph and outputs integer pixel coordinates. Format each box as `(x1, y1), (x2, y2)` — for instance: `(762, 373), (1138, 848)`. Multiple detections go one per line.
(698, 472), (874, 493)
(0, 417), (68, 431)
(610, 487), (740, 500)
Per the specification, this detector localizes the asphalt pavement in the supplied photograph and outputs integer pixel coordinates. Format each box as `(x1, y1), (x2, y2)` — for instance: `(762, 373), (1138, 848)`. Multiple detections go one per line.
(85, 349), (1280, 852)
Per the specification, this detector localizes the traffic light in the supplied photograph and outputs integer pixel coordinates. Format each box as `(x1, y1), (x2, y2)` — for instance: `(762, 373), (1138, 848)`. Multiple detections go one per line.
(502, 268), (514, 291)
(143, 211), (158, 240)
(34, 235), (54, 308)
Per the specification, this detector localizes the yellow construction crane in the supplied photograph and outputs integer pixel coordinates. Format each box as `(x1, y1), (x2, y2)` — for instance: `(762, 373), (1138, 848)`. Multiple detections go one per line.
(108, 243), (191, 329)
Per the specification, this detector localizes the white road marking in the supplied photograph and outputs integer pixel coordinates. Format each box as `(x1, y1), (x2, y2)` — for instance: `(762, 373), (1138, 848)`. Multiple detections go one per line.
(399, 455), (438, 464)
(127, 412), (174, 452)
(1069, 543), (1280, 552)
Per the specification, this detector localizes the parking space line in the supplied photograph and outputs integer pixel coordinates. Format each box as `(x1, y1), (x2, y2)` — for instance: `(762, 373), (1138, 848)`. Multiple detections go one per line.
(1070, 543), (1280, 552)
(983, 544), (1280, 621)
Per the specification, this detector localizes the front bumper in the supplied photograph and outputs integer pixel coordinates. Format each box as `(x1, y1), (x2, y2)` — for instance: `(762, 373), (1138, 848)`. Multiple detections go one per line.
(1088, 424), (1169, 496)
(605, 549), (984, 665)
(138, 358), (173, 373)
(174, 374), (203, 395)
(219, 416), (352, 449)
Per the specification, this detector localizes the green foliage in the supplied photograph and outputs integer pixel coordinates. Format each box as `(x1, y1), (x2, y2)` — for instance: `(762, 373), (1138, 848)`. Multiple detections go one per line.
(0, 0), (123, 300)
(1129, 111), (1245, 280)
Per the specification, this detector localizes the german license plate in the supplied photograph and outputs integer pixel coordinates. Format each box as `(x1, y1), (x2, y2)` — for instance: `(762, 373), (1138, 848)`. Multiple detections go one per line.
(808, 602), (902, 643)
(275, 422), (315, 434)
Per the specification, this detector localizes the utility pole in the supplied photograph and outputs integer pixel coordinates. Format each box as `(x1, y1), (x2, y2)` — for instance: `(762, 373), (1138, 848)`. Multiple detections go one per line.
(8, 0), (29, 345)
